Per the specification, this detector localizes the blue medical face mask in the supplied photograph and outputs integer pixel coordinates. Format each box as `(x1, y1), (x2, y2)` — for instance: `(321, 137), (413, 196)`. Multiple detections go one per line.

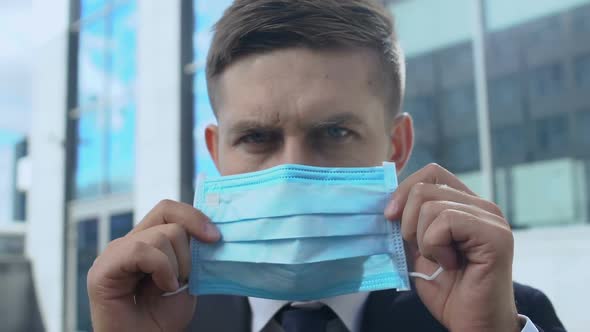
(188, 162), (411, 301)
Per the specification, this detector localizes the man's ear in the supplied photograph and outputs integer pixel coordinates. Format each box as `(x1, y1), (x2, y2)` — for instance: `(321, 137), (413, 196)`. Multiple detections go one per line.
(388, 113), (414, 174)
(205, 124), (221, 171)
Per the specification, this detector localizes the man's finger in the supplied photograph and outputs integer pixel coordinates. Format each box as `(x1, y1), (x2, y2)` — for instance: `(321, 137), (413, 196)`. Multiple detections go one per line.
(131, 224), (192, 281)
(419, 209), (512, 270)
(131, 199), (220, 242)
(129, 227), (182, 282)
(93, 240), (180, 293)
(398, 183), (505, 240)
(385, 163), (475, 220)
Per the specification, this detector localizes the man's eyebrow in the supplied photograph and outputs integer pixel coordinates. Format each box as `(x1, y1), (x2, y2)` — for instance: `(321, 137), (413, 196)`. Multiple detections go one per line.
(309, 113), (365, 129)
(228, 120), (281, 133)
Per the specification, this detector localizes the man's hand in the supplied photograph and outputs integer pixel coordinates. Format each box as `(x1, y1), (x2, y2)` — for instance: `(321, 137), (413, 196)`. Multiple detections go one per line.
(87, 200), (220, 332)
(386, 164), (521, 332)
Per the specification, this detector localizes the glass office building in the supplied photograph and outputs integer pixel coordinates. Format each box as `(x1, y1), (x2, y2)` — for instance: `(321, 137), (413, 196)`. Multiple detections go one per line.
(394, 0), (590, 228)
(67, 1), (137, 330)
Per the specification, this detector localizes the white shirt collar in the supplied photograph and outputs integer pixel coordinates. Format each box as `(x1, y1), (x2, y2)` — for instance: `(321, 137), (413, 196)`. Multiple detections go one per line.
(248, 292), (370, 332)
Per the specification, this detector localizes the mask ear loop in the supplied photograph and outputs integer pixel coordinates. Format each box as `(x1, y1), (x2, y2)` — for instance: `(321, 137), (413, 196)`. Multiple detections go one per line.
(161, 267), (445, 297)
(160, 267), (445, 297)
(409, 266), (444, 281)
(162, 284), (189, 297)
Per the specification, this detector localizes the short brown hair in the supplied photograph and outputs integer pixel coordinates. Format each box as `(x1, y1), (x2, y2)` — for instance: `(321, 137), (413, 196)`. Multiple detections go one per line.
(206, 0), (405, 116)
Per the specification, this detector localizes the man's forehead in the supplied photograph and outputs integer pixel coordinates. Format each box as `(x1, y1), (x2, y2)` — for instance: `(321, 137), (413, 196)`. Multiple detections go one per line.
(214, 47), (391, 131)
(221, 109), (367, 132)
(216, 49), (386, 102)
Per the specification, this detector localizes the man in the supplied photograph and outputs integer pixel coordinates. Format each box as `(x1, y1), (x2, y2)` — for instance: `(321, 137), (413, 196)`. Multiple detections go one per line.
(87, 0), (565, 331)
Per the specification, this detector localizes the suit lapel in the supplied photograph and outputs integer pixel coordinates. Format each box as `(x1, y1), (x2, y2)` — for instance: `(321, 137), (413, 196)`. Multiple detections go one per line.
(187, 290), (445, 332)
(361, 289), (447, 332)
(188, 295), (251, 332)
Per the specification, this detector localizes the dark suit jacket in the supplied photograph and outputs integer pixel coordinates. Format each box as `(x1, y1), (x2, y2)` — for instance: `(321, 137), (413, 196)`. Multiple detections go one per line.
(187, 282), (566, 331)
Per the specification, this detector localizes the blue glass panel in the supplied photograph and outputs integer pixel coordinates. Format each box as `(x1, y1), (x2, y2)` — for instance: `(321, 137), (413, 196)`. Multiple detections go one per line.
(108, 101), (135, 193)
(528, 63), (564, 98)
(76, 17), (108, 198)
(108, 0), (136, 194)
(75, 0), (136, 198)
(576, 110), (590, 148)
(193, 0), (235, 177)
(535, 115), (569, 157)
(575, 54), (590, 89)
(76, 218), (98, 332)
(110, 212), (133, 240)
(110, 1), (137, 87)
(81, 0), (107, 19)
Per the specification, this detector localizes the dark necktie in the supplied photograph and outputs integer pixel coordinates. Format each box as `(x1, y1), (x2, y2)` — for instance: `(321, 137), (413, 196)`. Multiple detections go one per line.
(277, 305), (338, 332)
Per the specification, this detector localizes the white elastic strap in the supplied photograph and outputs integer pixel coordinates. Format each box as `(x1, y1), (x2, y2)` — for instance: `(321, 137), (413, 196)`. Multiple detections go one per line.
(162, 283), (189, 297)
(161, 268), (443, 297)
(409, 266), (444, 281)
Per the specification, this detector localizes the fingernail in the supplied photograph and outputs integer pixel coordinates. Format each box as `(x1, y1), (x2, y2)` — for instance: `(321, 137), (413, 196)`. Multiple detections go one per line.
(171, 278), (180, 291)
(385, 200), (398, 218)
(205, 222), (221, 240)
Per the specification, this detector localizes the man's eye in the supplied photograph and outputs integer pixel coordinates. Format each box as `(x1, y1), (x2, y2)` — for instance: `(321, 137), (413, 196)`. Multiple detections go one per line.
(239, 132), (273, 144)
(323, 126), (352, 139)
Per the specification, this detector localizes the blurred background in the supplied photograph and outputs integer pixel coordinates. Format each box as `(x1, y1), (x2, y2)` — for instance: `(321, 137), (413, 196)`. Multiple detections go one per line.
(0, 0), (588, 331)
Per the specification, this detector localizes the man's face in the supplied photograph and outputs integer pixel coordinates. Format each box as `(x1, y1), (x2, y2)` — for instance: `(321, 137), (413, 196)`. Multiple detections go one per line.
(205, 47), (413, 176)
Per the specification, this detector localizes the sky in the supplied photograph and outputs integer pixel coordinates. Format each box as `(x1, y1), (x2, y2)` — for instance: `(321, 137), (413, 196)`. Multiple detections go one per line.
(0, 0), (31, 223)
(0, 0), (31, 142)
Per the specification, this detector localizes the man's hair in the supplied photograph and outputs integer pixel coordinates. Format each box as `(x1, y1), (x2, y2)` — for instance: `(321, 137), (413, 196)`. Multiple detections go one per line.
(206, 0), (405, 116)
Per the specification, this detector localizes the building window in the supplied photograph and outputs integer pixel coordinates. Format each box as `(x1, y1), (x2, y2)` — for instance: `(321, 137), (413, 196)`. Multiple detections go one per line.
(440, 85), (477, 137)
(0, 235), (25, 255)
(192, 1), (236, 177)
(492, 125), (527, 166)
(572, 4), (590, 38)
(525, 16), (562, 49)
(528, 63), (564, 98)
(404, 144), (437, 177)
(489, 74), (523, 123)
(438, 44), (474, 86)
(74, 0), (137, 199)
(574, 54), (590, 89)
(405, 55), (435, 95)
(75, 218), (98, 332)
(443, 135), (480, 173)
(575, 110), (590, 151)
(404, 96), (437, 135)
(441, 85), (476, 117)
(12, 139), (27, 222)
(535, 115), (568, 157)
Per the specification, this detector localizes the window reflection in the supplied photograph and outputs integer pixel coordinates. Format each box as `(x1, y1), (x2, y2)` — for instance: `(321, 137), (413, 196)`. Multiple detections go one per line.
(575, 54), (590, 89)
(110, 212), (133, 240)
(535, 115), (569, 158)
(76, 219), (98, 332)
(75, 0), (136, 199)
(192, 0), (235, 177)
(528, 64), (564, 98)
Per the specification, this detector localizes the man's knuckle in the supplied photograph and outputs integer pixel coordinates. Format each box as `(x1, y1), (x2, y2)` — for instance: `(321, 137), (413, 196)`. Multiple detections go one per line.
(165, 222), (185, 237)
(156, 199), (176, 212)
(422, 231), (437, 249)
(425, 163), (442, 173)
(498, 224), (514, 240)
(421, 200), (438, 213)
(130, 240), (150, 255)
(485, 201), (504, 217)
(438, 208), (456, 222)
(150, 231), (170, 249)
(410, 182), (428, 199)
